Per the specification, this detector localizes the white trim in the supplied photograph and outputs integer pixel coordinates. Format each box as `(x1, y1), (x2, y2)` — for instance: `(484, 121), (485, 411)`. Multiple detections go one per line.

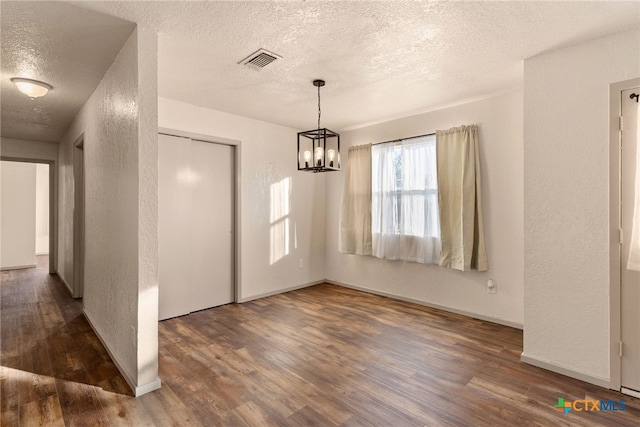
(621, 387), (640, 399)
(521, 353), (610, 389)
(157, 128), (243, 304)
(609, 77), (640, 391)
(48, 161), (57, 276)
(0, 264), (36, 271)
(0, 155), (58, 276)
(56, 273), (73, 297)
(237, 280), (325, 303)
(83, 309), (161, 397)
(134, 377), (162, 397)
(326, 279), (523, 329)
(83, 309), (135, 389)
(72, 134), (85, 299)
(158, 128), (239, 147)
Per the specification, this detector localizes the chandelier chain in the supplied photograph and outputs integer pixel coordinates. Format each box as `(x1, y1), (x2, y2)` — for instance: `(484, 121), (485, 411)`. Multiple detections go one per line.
(317, 84), (321, 130)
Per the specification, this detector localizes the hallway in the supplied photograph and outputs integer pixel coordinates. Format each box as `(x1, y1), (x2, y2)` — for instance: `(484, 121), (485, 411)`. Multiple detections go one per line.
(0, 257), (150, 426)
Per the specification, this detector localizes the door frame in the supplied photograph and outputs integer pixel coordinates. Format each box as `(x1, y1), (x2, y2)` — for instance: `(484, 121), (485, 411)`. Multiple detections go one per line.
(0, 157), (57, 275)
(72, 136), (85, 298)
(158, 127), (241, 303)
(609, 77), (640, 391)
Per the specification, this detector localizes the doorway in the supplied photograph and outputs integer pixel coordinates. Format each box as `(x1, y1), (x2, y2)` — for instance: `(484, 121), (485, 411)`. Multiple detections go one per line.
(158, 132), (237, 320)
(0, 160), (53, 272)
(610, 78), (640, 396)
(73, 138), (85, 298)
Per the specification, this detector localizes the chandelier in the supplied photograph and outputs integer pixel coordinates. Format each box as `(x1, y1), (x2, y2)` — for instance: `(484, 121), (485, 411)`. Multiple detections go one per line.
(297, 79), (340, 172)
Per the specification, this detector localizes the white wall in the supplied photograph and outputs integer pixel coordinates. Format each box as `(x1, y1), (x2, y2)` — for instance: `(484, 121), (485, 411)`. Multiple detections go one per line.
(35, 164), (49, 255)
(1, 161), (37, 270)
(58, 26), (159, 395)
(523, 28), (640, 385)
(159, 97), (326, 301)
(326, 89), (524, 327)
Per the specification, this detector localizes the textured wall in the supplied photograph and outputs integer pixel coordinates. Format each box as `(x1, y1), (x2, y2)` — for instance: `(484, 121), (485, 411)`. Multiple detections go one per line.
(1, 137), (58, 161)
(1, 161), (37, 269)
(158, 97), (326, 301)
(326, 90), (524, 327)
(135, 27), (159, 389)
(523, 28), (640, 382)
(58, 27), (159, 393)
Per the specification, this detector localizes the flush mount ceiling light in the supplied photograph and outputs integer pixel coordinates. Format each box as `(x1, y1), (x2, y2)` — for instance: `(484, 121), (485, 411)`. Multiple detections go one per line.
(298, 79), (340, 173)
(10, 77), (52, 99)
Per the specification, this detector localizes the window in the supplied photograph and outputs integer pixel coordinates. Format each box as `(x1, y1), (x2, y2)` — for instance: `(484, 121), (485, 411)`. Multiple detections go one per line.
(371, 134), (441, 263)
(340, 125), (487, 270)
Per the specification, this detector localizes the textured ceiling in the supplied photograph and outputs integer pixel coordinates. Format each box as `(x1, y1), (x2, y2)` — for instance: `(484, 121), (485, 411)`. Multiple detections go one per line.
(0, 1), (135, 143)
(2, 1), (640, 143)
(71, 0), (640, 132)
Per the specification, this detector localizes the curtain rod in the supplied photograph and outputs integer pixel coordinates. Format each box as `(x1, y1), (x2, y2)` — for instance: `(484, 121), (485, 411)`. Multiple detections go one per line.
(371, 132), (436, 146)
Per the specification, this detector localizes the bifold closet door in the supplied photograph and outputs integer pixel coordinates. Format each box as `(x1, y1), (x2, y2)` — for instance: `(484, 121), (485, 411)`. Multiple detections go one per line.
(189, 140), (234, 312)
(158, 134), (235, 321)
(158, 134), (192, 320)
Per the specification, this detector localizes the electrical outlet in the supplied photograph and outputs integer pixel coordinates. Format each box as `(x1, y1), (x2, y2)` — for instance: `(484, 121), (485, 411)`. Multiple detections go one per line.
(487, 279), (497, 294)
(298, 259), (303, 269)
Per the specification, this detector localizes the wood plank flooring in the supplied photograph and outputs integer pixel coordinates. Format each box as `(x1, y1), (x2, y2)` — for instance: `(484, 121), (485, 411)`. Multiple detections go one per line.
(1, 258), (638, 426)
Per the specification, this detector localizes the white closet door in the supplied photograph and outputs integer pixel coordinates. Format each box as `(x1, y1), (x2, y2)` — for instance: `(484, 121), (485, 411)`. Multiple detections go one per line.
(190, 140), (234, 312)
(158, 134), (192, 320)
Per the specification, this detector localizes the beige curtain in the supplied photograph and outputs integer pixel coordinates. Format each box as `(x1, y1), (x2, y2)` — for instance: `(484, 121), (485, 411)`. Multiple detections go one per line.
(436, 125), (488, 271)
(628, 105), (640, 271)
(339, 144), (372, 255)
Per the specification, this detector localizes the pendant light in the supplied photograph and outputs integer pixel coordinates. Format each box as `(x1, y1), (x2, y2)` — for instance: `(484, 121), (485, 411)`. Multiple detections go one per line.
(297, 79), (340, 172)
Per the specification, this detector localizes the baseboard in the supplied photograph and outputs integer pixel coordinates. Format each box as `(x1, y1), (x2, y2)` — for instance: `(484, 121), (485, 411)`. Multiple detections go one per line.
(134, 377), (162, 397)
(238, 279), (326, 303)
(520, 353), (610, 389)
(621, 387), (640, 399)
(83, 309), (161, 397)
(56, 273), (73, 296)
(325, 279), (523, 330)
(0, 264), (36, 271)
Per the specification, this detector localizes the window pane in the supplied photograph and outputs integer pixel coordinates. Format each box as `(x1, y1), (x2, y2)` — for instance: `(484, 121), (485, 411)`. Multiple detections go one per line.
(371, 134), (439, 239)
(371, 134), (440, 264)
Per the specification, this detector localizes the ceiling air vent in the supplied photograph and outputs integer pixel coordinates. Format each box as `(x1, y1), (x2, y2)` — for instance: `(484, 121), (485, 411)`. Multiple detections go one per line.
(238, 48), (281, 70)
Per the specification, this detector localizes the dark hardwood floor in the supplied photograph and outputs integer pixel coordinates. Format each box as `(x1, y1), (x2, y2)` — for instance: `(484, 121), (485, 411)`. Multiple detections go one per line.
(1, 258), (638, 426)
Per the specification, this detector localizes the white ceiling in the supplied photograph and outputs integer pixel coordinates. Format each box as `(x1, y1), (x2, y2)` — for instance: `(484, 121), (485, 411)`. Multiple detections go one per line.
(2, 1), (639, 143)
(1, 1), (135, 143)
